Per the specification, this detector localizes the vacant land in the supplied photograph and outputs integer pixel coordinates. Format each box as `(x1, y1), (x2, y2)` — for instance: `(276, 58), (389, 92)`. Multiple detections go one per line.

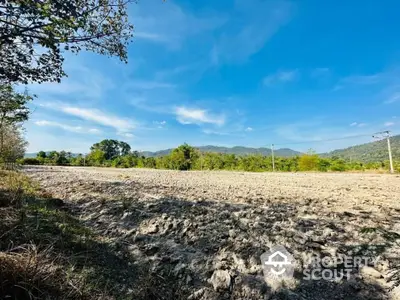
(16, 167), (400, 298)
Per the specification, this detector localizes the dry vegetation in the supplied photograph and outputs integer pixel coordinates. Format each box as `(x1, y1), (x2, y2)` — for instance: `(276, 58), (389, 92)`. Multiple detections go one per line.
(1, 166), (400, 299)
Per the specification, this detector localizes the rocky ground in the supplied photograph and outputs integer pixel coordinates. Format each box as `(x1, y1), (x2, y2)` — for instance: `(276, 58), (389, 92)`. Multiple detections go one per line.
(25, 166), (400, 299)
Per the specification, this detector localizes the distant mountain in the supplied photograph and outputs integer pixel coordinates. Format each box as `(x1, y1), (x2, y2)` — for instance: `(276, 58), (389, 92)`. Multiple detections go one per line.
(322, 135), (400, 162)
(140, 146), (302, 157)
(24, 153), (38, 158)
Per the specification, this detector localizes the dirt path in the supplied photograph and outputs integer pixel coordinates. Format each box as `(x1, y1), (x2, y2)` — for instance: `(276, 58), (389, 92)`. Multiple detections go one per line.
(25, 166), (400, 299)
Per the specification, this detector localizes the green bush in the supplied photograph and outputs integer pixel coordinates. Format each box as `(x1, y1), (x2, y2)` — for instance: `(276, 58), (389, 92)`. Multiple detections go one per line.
(21, 158), (41, 165)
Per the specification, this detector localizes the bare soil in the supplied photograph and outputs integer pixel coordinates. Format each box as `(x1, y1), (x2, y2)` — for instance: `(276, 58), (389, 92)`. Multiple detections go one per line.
(25, 166), (400, 299)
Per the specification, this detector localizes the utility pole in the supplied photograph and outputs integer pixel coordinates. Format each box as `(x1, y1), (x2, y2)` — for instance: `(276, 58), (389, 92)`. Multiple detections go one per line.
(373, 131), (394, 174)
(386, 132), (394, 174)
(201, 150), (203, 171)
(271, 144), (275, 172)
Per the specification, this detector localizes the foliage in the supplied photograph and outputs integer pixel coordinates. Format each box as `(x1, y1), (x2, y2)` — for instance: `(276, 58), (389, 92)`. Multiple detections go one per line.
(87, 149), (106, 166)
(0, 85), (32, 160)
(141, 145), (301, 158)
(0, 0), (135, 84)
(298, 150), (319, 171)
(90, 139), (131, 160)
(0, 124), (27, 163)
(169, 143), (199, 170)
(0, 85), (32, 126)
(31, 141), (399, 173)
(21, 157), (41, 165)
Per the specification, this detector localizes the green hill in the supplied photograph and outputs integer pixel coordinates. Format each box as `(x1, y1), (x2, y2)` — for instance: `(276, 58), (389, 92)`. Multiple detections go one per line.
(323, 135), (400, 162)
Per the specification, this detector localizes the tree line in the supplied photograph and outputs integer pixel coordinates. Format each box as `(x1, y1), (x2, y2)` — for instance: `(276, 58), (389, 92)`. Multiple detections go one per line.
(21, 141), (400, 173)
(0, 0), (137, 167)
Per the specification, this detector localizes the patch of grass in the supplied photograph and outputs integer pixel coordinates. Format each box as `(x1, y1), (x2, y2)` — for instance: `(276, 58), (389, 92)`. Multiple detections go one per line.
(0, 171), (192, 299)
(0, 171), (112, 299)
(0, 245), (81, 299)
(0, 170), (39, 208)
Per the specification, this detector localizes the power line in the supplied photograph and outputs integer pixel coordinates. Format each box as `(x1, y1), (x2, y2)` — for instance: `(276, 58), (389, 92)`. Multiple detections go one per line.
(271, 133), (385, 147)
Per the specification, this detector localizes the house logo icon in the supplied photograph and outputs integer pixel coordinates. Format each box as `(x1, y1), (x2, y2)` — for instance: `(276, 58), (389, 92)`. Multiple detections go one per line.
(260, 245), (295, 279)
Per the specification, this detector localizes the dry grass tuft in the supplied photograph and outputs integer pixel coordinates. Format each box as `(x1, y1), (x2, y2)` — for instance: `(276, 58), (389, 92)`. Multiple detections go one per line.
(0, 245), (81, 300)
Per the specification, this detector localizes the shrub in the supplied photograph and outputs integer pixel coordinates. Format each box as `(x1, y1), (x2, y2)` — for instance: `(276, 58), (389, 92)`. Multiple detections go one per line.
(299, 152), (319, 171)
(21, 158), (41, 165)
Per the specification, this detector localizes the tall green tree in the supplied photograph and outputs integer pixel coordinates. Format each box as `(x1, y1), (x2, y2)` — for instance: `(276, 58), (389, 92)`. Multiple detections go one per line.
(0, 85), (32, 157)
(169, 143), (199, 170)
(0, 124), (27, 162)
(0, 0), (135, 84)
(90, 139), (131, 160)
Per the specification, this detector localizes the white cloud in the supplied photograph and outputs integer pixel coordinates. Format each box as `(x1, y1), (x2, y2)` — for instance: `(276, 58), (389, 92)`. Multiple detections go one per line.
(263, 69), (299, 86)
(153, 120), (167, 128)
(134, 32), (167, 42)
(245, 127), (253, 132)
(153, 120), (166, 125)
(385, 93), (400, 104)
(34, 120), (101, 134)
(88, 128), (101, 134)
(384, 122), (395, 127)
(350, 122), (366, 128)
(175, 106), (225, 126)
(58, 106), (135, 132)
(117, 132), (135, 139)
(202, 129), (230, 136)
(341, 74), (383, 85)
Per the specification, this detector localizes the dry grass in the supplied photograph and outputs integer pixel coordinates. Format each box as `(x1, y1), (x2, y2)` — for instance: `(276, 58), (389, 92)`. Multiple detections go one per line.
(0, 171), (97, 299)
(0, 245), (80, 299)
(0, 170), (171, 299)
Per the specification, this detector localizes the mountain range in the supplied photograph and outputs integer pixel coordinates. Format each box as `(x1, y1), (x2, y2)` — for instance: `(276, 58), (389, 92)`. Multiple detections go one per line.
(140, 146), (301, 157)
(26, 135), (399, 163)
(322, 134), (400, 162)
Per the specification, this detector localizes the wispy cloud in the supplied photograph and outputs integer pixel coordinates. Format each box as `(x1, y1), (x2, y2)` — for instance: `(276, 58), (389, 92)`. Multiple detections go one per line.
(129, 80), (176, 90)
(175, 106), (225, 126)
(384, 121), (395, 127)
(131, 1), (226, 49)
(134, 32), (168, 42)
(153, 120), (167, 128)
(60, 106), (135, 132)
(30, 63), (113, 99)
(245, 127), (253, 132)
(341, 74), (383, 85)
(335, 73), (384, 90)
(311, 68), (330, 78)
(117, 132), (135, 139)
(202, 129), (230, 136)
(34, 120), (101, 134)
(385, 92), (400, 104)
(212, 0), (293, 64)
(350, 122), (367, 128)
(263, 69), (299, 86)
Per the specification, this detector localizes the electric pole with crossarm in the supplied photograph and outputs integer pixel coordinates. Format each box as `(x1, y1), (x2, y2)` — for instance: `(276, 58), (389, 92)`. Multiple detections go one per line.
(372, 131), (394, 174)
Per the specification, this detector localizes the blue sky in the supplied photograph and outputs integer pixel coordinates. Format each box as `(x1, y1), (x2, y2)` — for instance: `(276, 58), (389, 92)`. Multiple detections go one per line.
(26, 0), (400, 153)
